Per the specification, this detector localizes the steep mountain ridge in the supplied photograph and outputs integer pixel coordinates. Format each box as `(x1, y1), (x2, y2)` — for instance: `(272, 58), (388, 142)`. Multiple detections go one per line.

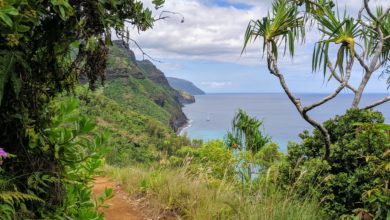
(167, 77), (205, 95)
(104, 40), (190, 131)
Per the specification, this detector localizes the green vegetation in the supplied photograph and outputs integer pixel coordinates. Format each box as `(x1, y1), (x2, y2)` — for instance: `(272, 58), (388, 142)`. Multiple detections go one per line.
(243, 0), (390, 160)
(78, 86), (190, 167)
(283, 110), (390, 219)
(104, 42), (188, 130)
(94, 103), (323, 219)
(0, 0), (165, 218)
(0, 0), (389, 219)
(1, 97), (108, 219)
(242, 0), (390, 219)
(73, 85), (325, 220)
(104, 140), (322, 220)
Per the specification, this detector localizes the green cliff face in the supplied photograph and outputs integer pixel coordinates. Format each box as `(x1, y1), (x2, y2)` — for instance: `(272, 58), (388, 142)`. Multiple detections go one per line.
(77, 40), (194, 166)
(104, 40), (189, 131)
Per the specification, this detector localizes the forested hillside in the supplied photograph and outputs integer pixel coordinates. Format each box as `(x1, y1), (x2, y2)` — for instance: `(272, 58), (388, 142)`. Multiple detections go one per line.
(104, 40), (190, 132)
(77, 40), (195, 167)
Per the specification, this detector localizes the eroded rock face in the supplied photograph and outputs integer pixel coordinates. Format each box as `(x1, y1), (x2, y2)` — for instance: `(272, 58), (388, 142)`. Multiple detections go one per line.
(170, 111), (188, 132)
(153, 96), (166, 107)
(105, 68), (129, 80)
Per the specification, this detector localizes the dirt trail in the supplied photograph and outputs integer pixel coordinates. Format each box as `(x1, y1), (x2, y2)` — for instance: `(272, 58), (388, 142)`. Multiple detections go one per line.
(92, 177), (144, 220)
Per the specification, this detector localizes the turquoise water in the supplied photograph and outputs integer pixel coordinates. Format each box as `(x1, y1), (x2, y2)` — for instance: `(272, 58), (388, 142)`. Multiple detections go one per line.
(180, 93), (390, 152)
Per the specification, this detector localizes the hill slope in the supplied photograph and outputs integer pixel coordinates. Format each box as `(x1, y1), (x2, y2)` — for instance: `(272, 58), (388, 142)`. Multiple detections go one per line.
(104, 40), (189, 131)
(167, 77), (205, 95)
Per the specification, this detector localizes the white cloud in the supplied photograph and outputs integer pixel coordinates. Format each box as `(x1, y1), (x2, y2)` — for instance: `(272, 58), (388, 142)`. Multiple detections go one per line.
(125, 0), (390, 67)
(201, 81), (233, 88)
(126, 0), (268, 64)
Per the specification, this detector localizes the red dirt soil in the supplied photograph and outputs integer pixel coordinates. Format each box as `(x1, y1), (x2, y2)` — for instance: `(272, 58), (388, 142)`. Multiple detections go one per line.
(92, 177), (144, 220)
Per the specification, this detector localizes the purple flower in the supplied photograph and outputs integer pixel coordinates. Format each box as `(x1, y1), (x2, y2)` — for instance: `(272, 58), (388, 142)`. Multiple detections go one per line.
(0, 148), (8, 159)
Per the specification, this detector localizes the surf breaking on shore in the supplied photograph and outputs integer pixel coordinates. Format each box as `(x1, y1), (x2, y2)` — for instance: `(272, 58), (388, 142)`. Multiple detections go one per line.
(177, 119), (193, 136)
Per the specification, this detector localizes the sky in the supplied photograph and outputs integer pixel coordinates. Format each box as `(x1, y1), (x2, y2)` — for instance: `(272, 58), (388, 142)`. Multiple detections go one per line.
(126, 0), (390, 94)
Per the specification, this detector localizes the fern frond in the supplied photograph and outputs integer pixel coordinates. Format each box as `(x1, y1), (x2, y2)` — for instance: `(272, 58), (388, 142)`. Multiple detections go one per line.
(0, 191), (44, 203)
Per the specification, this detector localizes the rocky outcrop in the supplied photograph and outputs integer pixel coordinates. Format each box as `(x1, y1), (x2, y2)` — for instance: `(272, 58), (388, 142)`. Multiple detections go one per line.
(170, 111), (188, 133)
(153, 95), (166, 107)
(105, 68), (129, 80)
(106, 68), (145, 80)
(177, 90), (195, 104)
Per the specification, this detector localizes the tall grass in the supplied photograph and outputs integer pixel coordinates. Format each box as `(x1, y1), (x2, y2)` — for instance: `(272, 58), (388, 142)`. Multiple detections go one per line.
(103, 164), (323, 220)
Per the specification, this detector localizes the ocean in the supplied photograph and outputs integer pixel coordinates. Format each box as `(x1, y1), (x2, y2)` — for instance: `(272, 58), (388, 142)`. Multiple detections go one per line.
(180, 93), (390, 151)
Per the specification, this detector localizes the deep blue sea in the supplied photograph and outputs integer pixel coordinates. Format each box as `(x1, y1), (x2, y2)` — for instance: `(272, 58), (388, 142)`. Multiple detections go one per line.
(180, 93), (390, 152)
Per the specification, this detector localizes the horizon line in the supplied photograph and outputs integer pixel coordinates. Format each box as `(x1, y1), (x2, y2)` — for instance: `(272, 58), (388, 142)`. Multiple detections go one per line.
(199, 92), (390, 95)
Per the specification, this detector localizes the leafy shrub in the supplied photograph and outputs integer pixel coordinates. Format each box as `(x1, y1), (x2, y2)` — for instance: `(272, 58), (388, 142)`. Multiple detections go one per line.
(175, 140), (236, 179)
(0, 97), (107, 219)
(0, 0), (164, 217)
(283, 109), (390, 219)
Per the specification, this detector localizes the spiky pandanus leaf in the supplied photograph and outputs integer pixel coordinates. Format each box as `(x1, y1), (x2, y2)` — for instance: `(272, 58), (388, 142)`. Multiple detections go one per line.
(312, 4), (360, 79)
(243, 0), (304, 59)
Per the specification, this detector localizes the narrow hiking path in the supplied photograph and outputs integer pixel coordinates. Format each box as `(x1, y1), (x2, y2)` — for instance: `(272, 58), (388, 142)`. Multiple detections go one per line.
(92, 177), (144, 220)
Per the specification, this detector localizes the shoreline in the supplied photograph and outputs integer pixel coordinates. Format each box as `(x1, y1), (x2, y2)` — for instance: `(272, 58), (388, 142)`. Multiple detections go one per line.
(176, 119), (193, 136)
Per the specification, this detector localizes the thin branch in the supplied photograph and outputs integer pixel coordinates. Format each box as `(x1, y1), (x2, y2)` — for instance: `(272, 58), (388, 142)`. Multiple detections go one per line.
(364, 0), (379, 24)
(116, 30), (162, 63)
(369, 28), (384, 71)
(357, 5), (365, 21)
(266, 42), (331, 160)
(327, 60), (358, 93)
(304, 60), (353, 112)
(363, 96), (390, 109)
(352, 3), (385, 108)
(373, 58), (388, 72)
(156, 11), (185, 23)
(127, 38), (162, 63)
(355, 53), (370, 72)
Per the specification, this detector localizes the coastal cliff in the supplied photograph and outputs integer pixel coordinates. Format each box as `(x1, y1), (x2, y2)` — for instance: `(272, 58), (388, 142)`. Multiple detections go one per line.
(103, 40), (191, 132)
(167, 77), (205, 95)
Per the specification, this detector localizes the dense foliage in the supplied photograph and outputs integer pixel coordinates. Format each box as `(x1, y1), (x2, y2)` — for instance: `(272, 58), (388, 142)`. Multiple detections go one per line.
(1, 97), (108, 218)
(282, 110), (389, 219)
(0, 0), (164, 218)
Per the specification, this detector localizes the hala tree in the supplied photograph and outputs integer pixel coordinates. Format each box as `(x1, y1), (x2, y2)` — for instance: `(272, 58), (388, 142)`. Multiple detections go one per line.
(243, 0), (390, 160)
(226, 109), (270, 180)
(0, 0), (164, 217)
